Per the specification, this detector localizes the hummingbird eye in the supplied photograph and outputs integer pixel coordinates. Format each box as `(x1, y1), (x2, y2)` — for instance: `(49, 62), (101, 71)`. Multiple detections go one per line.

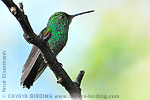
(59, 15), (65, 19)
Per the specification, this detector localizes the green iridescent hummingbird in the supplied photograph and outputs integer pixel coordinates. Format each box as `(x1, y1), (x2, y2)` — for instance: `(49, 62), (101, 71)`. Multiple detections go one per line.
(20, 10), (94, 89)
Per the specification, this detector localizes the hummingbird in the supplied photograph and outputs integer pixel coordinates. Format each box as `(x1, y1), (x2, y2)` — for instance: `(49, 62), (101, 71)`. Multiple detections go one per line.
(20, 10), (94, 89)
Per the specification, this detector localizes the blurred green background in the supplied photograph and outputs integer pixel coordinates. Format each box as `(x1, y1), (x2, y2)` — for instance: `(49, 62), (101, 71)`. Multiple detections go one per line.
(0, 0), (150, 100)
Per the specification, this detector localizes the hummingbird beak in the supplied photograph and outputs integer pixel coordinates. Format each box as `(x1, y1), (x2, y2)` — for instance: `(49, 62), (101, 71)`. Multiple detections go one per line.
(70, 10), (95, 18)
(68, 10), (94, 24)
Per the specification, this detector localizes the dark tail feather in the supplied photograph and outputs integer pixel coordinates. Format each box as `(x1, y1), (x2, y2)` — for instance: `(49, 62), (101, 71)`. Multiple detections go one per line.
(20, 45), (47, 89)
(22, 54), (47, 89)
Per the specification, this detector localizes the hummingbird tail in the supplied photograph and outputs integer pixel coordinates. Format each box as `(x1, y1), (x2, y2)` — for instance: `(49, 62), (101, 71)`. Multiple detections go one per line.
(20, 45), (47, 89)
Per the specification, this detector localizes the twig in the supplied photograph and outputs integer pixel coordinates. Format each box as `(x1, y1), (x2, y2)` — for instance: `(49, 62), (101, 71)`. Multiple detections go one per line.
(75, 70), (85, 86)
(19, 2), (24, 14)
(1, 0), (84, 100)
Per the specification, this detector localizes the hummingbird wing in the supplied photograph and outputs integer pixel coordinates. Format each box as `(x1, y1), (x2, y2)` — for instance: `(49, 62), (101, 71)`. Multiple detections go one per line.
(20, 27), (51, 89)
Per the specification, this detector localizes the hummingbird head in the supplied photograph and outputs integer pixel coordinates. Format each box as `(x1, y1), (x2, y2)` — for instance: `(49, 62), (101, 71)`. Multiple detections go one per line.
(47, 10), (94, 33)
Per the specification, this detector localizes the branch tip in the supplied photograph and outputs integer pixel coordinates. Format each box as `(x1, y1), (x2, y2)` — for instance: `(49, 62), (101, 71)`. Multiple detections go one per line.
(74, 70), (85, 87)
(19, 2), (24, 13)
(80, 70), (85, 74)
